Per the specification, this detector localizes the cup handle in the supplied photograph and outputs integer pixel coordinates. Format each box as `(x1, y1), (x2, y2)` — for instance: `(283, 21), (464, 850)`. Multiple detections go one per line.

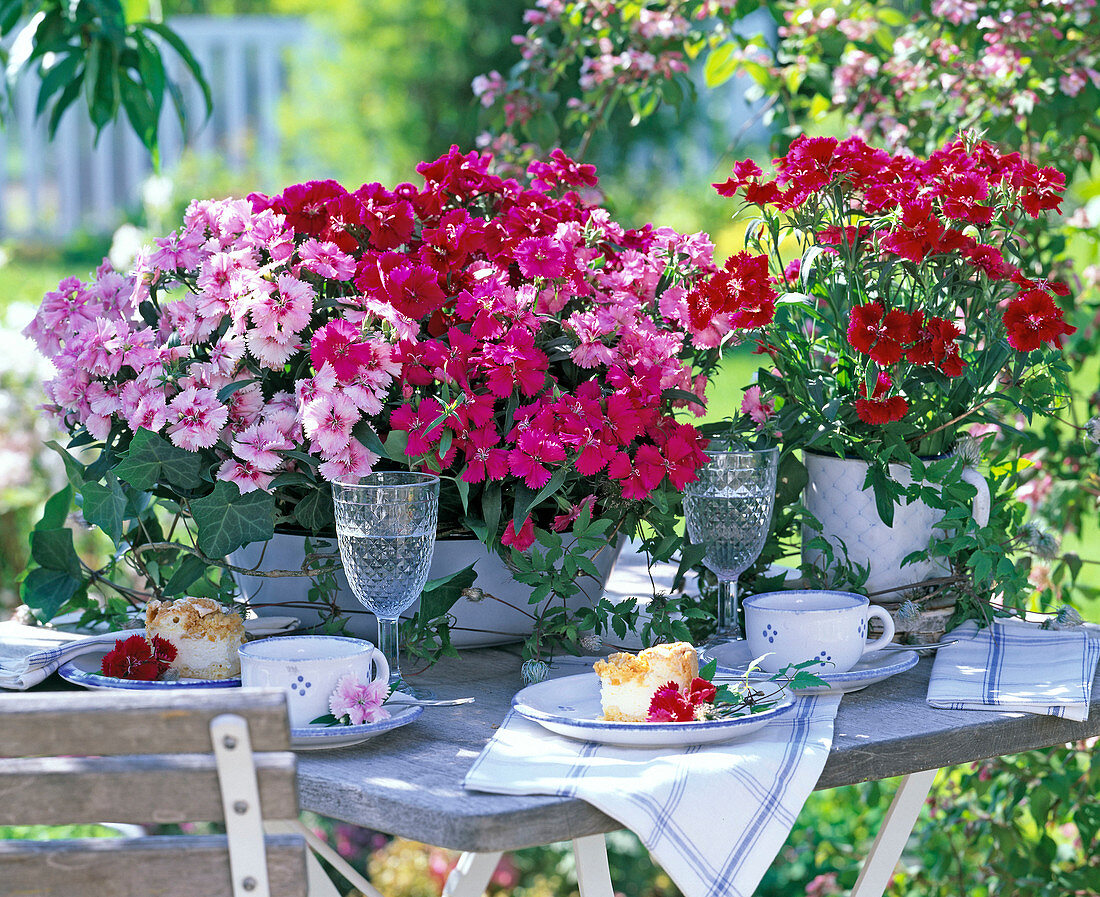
(961, 467), (990, 528)
(371, 649), (390, 689)
(862, 606), (895, 654)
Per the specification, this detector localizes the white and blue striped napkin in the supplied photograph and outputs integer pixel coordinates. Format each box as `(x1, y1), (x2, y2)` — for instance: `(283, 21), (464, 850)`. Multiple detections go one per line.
(0, 616), (300, 689)
(927, 619), (1100, 722)
(0, 622), (123, 690)
(464, 694), (841, 897)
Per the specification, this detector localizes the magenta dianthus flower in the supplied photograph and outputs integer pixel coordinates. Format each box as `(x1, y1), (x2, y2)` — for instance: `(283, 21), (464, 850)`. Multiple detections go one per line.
(311, 319), (373, 382)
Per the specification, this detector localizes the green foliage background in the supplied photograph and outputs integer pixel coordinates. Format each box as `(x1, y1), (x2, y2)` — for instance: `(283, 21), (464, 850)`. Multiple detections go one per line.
(269, 0), (527, 187)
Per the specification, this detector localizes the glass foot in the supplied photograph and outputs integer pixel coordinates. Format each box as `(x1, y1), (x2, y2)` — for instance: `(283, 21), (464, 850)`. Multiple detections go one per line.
(700, 631), (744, 651)
(388, 675), (434, 700)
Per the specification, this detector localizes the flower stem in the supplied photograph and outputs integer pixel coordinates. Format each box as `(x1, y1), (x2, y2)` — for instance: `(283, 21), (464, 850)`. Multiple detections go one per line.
(906, 394), (1001, 449)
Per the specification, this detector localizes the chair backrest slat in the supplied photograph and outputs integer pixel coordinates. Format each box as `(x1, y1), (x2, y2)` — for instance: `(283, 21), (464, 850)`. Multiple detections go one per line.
(0, 834), (309, 897)
(0, 689), (292, 757)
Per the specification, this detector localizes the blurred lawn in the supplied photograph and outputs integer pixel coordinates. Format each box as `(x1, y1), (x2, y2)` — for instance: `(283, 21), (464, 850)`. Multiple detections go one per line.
(0, 254), (78, 313)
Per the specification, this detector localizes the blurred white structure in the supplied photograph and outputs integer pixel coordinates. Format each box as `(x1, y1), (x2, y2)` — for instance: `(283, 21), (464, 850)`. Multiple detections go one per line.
(0, 16), (304, 239)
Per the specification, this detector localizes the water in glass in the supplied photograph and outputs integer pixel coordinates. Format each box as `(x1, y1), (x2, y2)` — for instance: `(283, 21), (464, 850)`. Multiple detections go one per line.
(336, 531), (435, 618)
(683, 448), (778, 641)
(683, 488), (774, 580)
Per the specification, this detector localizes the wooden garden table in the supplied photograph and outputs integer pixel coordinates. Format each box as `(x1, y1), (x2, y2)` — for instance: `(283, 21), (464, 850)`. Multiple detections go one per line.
(293, 644), (1100, 897)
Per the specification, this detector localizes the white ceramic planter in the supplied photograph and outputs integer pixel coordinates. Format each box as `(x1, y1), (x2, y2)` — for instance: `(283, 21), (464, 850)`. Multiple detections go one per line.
(801, 452), (990, 598)
(230, 532), (624, 647)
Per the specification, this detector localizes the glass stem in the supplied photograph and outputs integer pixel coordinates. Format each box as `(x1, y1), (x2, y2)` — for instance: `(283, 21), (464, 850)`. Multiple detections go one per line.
(716, 577), (742, 639)
(375, 616), (402, 687)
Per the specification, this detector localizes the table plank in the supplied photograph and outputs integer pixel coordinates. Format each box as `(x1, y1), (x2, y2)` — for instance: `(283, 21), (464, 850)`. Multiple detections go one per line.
(297, 648), (616, 851)
(294, 648), (1100, 852)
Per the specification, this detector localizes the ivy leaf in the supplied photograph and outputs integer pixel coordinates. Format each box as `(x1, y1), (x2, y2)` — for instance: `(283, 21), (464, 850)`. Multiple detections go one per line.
(351, 419), (390, 461)
(162, 554), (212, 597)
(383, 429), (410, 459)
(36, 486), (74, 532)
(190, 481), (275, 558)
(418, 564), (478, 622)
(776, 452), (807, 508)
(113, 428), (204, 491)
(294, 487), (335, 533)
(30, 529), (82, 577)
(46, 441), (87, 487)
(21, 567), (83, 620)
(80, 474), (128, 545)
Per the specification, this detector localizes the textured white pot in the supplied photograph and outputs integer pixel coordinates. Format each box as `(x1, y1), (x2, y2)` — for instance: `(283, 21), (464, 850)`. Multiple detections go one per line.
(230, 532), (624, 647)
(802, 452), (990, 598)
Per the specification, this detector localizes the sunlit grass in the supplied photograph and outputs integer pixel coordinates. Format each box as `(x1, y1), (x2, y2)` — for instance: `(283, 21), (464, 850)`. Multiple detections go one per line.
(0, 253), (76, 314)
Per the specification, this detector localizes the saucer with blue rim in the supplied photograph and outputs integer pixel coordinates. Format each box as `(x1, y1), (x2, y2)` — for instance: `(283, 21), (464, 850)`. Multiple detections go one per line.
(701, 640), (919, 696)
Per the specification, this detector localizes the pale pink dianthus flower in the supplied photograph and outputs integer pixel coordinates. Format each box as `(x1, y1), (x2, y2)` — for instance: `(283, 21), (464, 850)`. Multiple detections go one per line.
(329, 674), (390, 725)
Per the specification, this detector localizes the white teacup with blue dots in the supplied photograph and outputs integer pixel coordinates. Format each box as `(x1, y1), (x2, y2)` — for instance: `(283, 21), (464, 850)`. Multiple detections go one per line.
(743, 590), (895, 675)
(239, 635), (389, 728)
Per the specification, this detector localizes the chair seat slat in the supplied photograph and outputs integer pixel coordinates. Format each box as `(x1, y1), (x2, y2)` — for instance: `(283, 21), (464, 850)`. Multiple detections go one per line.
(0, 689), (309, 897)
(0, 834), (308, 897)
(0, 689), (292, 757)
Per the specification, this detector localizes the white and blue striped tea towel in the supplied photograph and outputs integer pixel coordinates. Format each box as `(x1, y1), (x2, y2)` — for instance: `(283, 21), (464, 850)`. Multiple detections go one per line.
(464, 694), (841, 897)
(927, 619), (1100, 722)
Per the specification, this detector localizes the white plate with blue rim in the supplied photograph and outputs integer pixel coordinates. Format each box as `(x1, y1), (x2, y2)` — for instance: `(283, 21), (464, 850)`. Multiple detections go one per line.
(290, 694), (423, 750)
(57, 633), (241, 690)
(511, 672), (796, 748)
(702, 640), (919, 696)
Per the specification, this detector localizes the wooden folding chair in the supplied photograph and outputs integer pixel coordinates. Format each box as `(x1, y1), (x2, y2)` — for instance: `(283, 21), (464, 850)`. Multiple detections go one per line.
(0, 689), (309, 897)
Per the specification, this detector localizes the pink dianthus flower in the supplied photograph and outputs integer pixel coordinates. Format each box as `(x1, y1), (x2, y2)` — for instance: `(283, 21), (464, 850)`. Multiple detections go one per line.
(329, 673), (390, 725)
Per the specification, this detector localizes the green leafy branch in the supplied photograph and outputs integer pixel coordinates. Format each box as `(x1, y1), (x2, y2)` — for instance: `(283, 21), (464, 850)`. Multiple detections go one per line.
(20, 428), (273, 622)
(0, 0), (212, 164)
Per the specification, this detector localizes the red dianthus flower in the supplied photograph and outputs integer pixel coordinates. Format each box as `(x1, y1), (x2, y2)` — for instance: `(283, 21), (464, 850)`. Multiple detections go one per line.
(685, 252), (776, 332)
(906, 311), (966, 377)
(880, 202), (945, 263)
(311, 320), (373, 383)
(647, 682), (697, 722)
(1003, 289), (1076, 352)
(854, 373), (909, 425)
(847, 303), (913, 366)
(501, 516), (536, 552)
(101, 635), (177, 681)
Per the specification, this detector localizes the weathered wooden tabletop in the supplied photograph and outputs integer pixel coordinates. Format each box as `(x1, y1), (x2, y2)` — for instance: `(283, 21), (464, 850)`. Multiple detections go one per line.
(294, 646), (1100, 853)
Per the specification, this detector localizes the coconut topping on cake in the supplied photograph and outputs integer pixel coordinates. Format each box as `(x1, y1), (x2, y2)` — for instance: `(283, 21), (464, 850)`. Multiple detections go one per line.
(593, 642), (699, 722)
(145, 597), (246, 679)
